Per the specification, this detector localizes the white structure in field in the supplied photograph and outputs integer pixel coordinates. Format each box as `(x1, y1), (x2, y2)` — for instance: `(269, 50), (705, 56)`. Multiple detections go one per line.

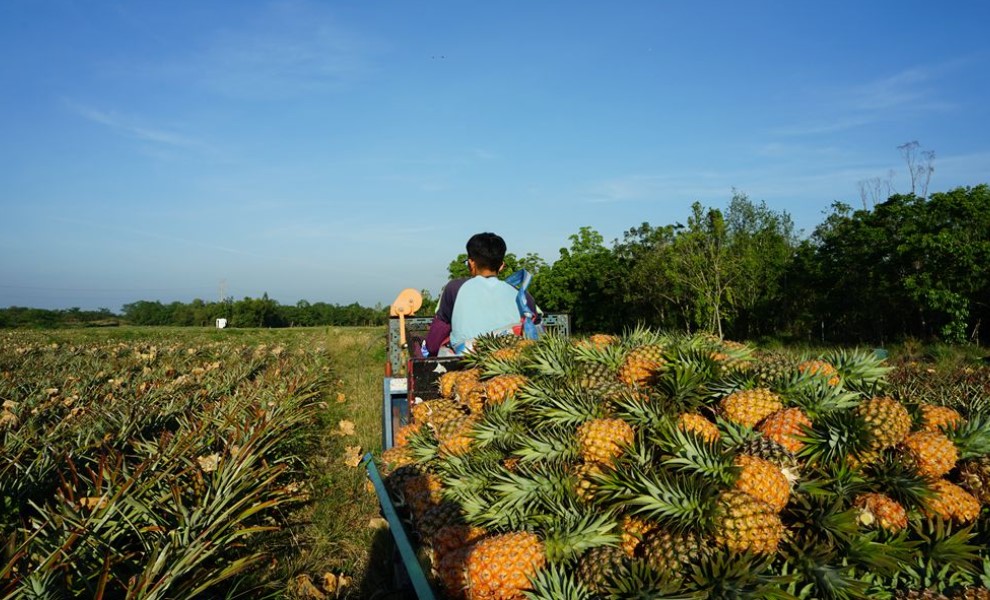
(216, 318), (227, 329)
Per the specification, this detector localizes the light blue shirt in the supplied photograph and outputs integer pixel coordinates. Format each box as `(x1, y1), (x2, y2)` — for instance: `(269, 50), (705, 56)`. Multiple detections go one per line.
(449, 276), (520, 348)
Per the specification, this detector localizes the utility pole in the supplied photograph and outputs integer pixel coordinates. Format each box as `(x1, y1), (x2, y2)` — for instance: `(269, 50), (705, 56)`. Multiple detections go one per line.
(219, 279), (227, 304)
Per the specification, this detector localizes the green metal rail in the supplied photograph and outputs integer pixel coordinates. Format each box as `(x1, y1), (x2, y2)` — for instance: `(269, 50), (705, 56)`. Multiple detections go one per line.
(362, 453), (438, 600)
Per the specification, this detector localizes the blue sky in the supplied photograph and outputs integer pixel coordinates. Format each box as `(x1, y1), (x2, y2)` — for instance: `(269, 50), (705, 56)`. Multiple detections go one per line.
(2, 1), (989, 311)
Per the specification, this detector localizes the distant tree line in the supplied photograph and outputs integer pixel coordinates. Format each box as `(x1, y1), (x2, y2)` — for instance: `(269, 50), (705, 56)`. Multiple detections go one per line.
(0, 307), (119, 329)
(444, 185), (989, 345)
(0, 295), (386, 329)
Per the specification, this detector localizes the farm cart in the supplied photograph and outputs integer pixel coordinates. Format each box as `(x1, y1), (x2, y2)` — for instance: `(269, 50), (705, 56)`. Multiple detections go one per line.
(363, 294), (569, 598)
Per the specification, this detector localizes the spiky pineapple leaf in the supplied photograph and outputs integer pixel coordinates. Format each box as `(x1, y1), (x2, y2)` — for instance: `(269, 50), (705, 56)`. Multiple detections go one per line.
(541, 509), (621, 563)
(596, 466), (714, 532)
(687, 551), (799, 600)
(945, 412), (990, 460)
(524, 563), (595, 600)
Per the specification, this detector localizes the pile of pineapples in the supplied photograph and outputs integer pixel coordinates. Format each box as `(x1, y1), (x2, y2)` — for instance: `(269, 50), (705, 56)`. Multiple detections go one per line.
(377, 330), (990, 600)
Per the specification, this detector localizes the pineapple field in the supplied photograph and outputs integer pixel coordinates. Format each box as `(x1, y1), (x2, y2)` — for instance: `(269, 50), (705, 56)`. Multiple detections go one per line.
(0, 327), (389, 599)
(378, 331), (990, 600)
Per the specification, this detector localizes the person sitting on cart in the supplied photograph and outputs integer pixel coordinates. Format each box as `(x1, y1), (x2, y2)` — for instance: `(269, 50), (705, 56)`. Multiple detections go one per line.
(425, 232), (540, 356)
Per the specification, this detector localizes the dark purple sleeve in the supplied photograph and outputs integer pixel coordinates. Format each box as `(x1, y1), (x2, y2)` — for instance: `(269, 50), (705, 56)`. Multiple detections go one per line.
(525, 291), (542, 324)
(425, 279), (467, 355)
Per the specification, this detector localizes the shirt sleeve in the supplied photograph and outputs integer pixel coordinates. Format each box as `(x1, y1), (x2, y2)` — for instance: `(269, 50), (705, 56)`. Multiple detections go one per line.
(425, 279), (465, 355)
(525, 291), (542, 324)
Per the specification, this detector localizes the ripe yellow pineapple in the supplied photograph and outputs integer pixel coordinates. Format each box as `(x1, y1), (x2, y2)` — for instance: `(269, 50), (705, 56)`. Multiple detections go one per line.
(713, 490), (784, 555)
(854, 492), (908, 532)
(856, 396), (912, 448)
(797, 359), (840, 386)
(620, 514), (658, 556)
(919, 403), (963, 432)
(438, 544), (472, 600)
(436, 415), (477, 457)
(588, 333), (619, 348)
(394, 422), (423, 447)
(402, 471), (445, 520)
(923, 479), (981, 523)
(572, 462), (603, 503)
(618, 345), (666, 386)
(465, 531), (546, 600)
(417, 501), (465, 542)
(901, 430), (958, 479)
(677, 412), (720, 443)
(958, 456), (990, 504)
(439, 370), (464, 398)
(489, 339), (535, 363)
(757, 407), (811, 453)
(733, 454), (791, 512)
(444, 369), (485, 414)
(484, 374), (528, 405)
(379, 445), (414, 474)
(720, 388), (783, 428)
(433, 523), (487, 566)
(411, 398), (464, 429)
(576, 418), (635, 465)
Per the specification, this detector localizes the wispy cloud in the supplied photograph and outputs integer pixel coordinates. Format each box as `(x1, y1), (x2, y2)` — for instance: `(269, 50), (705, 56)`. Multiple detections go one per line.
(775, 58), (970, 137)
(66, 101), (208, 150)
(772, 116), (878, 137)
(583, 173), (730, 204)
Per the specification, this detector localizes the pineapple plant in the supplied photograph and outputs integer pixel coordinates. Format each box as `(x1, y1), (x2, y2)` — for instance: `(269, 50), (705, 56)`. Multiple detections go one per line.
(752, 350), (795, 388)
(464, 531), (547, 599)
(923, 479), (981, 523)
(483, 374), (529, 405)
(857, 395), (913, 448)
(797, 358), (841, 386)
(719, 388), (783, 428)
(854, 492), (909, 532)
(576, 418), (635, 466)
(737, 434), (801, 474)
(957, 456), (990, 503)
(677, 412), (720, 444)
(436, 414), (479, 457)
(571, 461), (603, 504)
(901, 430), (959, 479)
(732, 454), (791, 512)
(638, 529), (709, 583)
(712, 490), (785, 555)
(395, 421), (424, 447)
(618, 344), (666, 387)
(619, 514), (657, 556)
(919, 403), (964, 432)
(575, 544), (626, 594)
(757, 407), (812, 453)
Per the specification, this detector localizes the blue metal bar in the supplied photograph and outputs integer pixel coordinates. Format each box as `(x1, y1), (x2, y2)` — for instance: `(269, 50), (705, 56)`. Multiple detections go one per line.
(382, 378), (394, 450)
(363, 454), (438, 600)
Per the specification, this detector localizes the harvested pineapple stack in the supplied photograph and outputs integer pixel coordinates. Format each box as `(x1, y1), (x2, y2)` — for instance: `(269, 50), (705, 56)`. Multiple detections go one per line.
(379, 331), (990, 600)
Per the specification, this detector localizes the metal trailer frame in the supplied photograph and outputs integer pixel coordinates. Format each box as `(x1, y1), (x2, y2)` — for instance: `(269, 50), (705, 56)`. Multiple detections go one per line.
(362, 453), (438, 600)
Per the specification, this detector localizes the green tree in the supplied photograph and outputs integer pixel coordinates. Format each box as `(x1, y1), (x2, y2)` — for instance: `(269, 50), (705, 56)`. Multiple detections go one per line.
(538, 226), (627, 333)
(666, 203), (734, 338)
(614, 222), (691, 330)
(722, 192), (797, 338)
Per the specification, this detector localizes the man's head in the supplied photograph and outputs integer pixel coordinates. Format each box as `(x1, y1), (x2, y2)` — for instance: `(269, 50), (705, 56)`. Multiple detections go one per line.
(466, 232), (506, 274)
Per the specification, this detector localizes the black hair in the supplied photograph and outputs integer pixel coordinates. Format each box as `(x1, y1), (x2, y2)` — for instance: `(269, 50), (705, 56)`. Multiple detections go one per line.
(466, 232), (506, 271)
